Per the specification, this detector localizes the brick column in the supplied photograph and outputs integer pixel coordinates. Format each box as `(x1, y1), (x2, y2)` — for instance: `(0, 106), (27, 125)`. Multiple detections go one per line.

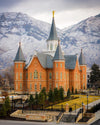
(66, 103), (69, 113)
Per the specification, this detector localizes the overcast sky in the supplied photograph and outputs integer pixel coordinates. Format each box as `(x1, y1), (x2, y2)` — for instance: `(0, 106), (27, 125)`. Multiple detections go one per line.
(0, 0), (100, 29)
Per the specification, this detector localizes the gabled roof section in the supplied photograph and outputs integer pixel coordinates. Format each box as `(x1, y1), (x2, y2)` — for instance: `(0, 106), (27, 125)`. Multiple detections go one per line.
(79, 49), (86, 65)
(25, 52), (53, 69)
(64, 55), (77, 69)
(25, 53), (77, 70)
(53, 42), (64, 61)
(37, 53), (47, 68)
(14, 42), (26, 62)
(47, 11), (58, 41)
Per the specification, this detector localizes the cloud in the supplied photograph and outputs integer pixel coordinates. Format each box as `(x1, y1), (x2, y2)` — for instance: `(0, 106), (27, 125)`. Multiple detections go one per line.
(0, 0), (100, 28)
(0, 0), (100, 12)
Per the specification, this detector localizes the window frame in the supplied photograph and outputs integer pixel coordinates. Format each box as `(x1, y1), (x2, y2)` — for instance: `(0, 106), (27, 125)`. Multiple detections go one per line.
(34, 70), (38, 79)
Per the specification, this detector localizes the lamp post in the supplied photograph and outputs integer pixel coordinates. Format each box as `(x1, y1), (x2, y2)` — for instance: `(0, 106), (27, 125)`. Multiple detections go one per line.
(12, 96), (13, 111)
(75, 103), (76, 113)
(87, 94), (88, 111)
(22, 102), (24, 114)
(82, 102), (83, 121)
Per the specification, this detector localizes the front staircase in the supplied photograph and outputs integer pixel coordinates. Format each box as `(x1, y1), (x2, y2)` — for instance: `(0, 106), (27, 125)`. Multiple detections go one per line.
(60, 113), (77, 123)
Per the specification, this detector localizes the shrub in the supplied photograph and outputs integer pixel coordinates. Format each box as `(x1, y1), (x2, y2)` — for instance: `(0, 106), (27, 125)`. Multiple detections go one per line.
(72, 87), (74, 94)
(59, 88), (64, 100)
(75, 89), (77, 94)
(67, 88), (70, 98)
(5, 96), (11, 113)
(0, 104), (7, 117)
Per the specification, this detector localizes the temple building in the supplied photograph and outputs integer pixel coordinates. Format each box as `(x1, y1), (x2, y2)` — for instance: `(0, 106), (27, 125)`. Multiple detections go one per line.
(14, 11), (87, 94)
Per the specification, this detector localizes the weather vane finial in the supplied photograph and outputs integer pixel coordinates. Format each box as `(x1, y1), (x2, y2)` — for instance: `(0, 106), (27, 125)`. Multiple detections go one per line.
(81, 48), (82, 53)
(19, 42), (21, 46)
(52, 10), (55, 18)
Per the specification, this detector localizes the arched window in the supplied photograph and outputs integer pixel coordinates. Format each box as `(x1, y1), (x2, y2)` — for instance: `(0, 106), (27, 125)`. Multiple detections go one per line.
(56, 83), (58, 88)
(16, 82), (18, 90)
(47, 44), (49, 50)
(56, 63), (58, 67)
(16, 73), (18, 80)
(30, 83), (32, 90)
(39, 72), (42, 79)
(50, 43), (53, 50)
(34, 70), (38, 79)
(49, 72), (52, 79)
(20, 73), (22, 80)
(16, 64), (18, 68)
(56, 72), (58, 79)
(60, 72), (62, 80)
(20, 64), (22, 68)
(35, 83), (37, 90)
(20, 83), (22, 90)
(30, 73), (32, 79)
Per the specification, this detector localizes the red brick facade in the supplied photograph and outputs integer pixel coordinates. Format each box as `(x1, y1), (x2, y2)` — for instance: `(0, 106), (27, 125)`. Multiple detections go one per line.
(14, 55), (87, 94)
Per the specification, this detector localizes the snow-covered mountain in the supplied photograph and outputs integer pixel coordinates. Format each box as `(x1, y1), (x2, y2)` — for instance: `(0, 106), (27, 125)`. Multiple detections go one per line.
(61, 14), (100, 66)
(0, 12), (100, 70)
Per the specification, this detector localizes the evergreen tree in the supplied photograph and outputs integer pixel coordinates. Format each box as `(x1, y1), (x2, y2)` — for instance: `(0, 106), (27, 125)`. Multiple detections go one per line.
(67, 88), (70, 98)
(41, 87), (47, 101)
(54, 88), (59, 101)
(75, 88), (77, 94)
(59, 87), (64, 100)
(0, 104), (7, 117)
(29, 94), (34, 109)
(90, 64), (100, 85)
(72, 86), (74, 94)
(0, 97), (11, 117)
(35, 92), (39, 105)
(39, 92), (45, 105)
(4, 96), (11, 113)
(48, 89), (54, 102)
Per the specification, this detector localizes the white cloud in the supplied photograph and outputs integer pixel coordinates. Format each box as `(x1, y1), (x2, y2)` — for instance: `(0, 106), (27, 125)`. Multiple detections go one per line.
(0, 0), (100, 28)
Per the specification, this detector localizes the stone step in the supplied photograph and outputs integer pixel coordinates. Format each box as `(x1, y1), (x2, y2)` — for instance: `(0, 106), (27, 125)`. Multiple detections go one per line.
(60, 114), (76, 122)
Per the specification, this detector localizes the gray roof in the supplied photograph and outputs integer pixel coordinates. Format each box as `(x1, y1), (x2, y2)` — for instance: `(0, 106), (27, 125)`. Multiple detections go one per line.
(79, 49), (86, 65)
(26, 52), (77, 69)
(47, 17), (58, 41)
(53, 43), (65, 61)
(37, 53), (53, 68)
(14, 44), (25, 62)
(64, 55), (77, 69)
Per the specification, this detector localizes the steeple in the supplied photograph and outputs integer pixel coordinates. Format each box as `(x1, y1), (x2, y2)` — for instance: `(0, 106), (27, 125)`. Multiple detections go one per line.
(14, 42), (26, 62)
(79, 49), (86, 65)
(53, 40), (64, 61)
(47, 11), (58, 41)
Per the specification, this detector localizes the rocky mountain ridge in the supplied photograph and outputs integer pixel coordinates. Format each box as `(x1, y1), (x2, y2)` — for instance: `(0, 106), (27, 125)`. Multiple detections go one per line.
(0, 12), (100, 69)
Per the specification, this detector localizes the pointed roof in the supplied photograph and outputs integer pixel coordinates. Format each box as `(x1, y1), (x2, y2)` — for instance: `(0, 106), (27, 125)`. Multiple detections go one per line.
(53, 41), (65, 61)
(79, 49), (86, 65)
(47, 11), (58, 41)
(14, 42), (26, 62)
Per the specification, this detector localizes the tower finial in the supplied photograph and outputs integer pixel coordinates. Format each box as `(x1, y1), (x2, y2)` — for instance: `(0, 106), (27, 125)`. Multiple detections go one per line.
(58, 38), (60, 45)
(52, 10), (55, 18)
(81, 48), (82, 53)
(19, 42), (21, 46)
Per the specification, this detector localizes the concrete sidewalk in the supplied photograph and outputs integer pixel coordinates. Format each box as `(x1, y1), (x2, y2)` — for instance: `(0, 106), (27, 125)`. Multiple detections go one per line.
(72, 99), (100, 113)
